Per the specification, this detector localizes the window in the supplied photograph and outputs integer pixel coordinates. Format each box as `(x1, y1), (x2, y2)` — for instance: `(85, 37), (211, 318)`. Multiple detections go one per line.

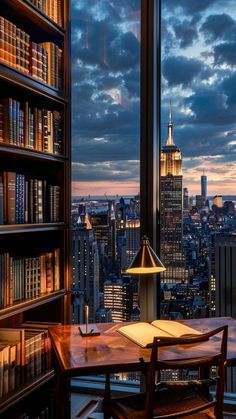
(71, 0), (141, 324)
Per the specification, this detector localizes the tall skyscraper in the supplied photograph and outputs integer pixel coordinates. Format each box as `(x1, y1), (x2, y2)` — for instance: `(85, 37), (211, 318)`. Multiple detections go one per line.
(201, 172), (207, 201)
(160, 103), (188, 285)
(72, 213), (99, 323)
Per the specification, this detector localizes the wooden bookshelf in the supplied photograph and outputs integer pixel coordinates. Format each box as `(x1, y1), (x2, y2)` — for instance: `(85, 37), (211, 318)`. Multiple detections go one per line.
(0, 0), (70, 415)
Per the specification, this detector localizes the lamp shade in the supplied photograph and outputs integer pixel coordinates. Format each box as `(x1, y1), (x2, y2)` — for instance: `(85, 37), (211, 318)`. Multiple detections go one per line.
(125, 236), (166, 274)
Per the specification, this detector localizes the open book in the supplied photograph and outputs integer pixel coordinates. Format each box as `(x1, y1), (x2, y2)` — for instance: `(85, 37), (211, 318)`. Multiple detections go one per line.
(118, 320), (201, 348)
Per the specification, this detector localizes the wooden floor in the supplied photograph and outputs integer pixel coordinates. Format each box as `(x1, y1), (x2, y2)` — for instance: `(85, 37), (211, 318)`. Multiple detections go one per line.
(71, 393), (236, 419)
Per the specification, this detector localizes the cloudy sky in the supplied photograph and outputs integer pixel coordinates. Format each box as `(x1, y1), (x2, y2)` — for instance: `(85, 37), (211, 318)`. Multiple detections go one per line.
(72, 0), (236, 197)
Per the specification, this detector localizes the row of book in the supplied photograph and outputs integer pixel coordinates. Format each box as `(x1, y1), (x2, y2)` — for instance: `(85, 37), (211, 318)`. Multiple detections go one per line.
(0, 172), (61, 225)
(0, 16), (63, 89)
(0, 249), (60, 308)
(0, 98), (63, 154)
(0, 321), (58, 398)
(28, 0), (63, 27)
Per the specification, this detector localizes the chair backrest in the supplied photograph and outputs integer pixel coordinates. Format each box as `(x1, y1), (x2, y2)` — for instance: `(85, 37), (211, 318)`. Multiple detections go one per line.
(145, 325), (228, 419)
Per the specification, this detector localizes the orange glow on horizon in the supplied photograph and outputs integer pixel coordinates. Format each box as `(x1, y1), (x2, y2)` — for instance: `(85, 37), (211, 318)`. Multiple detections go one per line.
(73, 180), (236, 198)
(72, 180), (139, 197)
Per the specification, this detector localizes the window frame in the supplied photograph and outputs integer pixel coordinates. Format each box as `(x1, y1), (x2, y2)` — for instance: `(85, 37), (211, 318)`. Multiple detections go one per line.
(140, 0), (161, 320)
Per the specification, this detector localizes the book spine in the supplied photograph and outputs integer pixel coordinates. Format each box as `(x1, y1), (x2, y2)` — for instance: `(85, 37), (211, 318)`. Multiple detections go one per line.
(23, 101), (29, 148)
(0, 175), (4, 225)
(0, 17), (4, 64)
(5, 172), (16, 225)
(53, 248), (60, 291)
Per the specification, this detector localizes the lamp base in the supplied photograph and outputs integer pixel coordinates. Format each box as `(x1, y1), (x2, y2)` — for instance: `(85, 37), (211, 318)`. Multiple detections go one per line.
(79, 324), (100, 336)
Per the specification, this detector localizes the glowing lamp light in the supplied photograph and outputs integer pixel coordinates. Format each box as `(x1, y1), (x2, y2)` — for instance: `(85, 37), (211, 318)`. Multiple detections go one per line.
(125, 236), (166, 274)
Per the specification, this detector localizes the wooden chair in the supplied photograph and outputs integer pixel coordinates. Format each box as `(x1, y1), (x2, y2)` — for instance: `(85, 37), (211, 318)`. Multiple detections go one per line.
(104, 325), (228, 419)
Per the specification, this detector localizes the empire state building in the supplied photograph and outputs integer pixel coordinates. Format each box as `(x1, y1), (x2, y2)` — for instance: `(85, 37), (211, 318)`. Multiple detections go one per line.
(160, 104), (188, 285)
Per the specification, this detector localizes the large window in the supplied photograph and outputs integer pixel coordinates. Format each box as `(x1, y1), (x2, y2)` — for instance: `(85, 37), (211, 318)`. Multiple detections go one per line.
(71, 0), (236, 397)
(71, 0), (141, 324)
(72, 0), (236, 323)
(160, 0), (236, 395)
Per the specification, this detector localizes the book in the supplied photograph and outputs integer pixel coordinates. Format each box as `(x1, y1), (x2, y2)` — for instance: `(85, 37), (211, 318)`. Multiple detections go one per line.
(118, 320), (201, 348)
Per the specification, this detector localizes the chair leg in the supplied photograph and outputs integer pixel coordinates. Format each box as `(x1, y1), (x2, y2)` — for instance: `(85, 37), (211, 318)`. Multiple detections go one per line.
(103, 373), (111, 419)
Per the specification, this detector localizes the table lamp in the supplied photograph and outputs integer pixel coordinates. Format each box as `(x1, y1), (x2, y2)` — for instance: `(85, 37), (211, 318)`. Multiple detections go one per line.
(126, 236), (165, 274)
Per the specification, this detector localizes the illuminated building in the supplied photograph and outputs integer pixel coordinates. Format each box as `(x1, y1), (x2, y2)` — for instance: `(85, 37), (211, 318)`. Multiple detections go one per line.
(72, 213), (99, 323)
(90, 212), (112, 289)
(124, 219), (140, 268)
(160, 103), (188, 285)
(213, 195), (223, 208)
(103, 276), (133, 322)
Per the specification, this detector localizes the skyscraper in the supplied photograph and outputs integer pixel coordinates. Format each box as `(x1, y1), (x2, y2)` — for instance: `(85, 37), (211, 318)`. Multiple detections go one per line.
(201, 172), (207, 202)
(72, 212), (99, 323)
(124, 218), (140, 269)
(160, 103), (188, 285)
(103, 275), (133, 322)
(183, 187), (189, 210)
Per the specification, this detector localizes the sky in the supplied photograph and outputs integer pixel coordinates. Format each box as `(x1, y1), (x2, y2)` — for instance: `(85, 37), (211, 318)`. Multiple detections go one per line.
(71, 0), (236, 198)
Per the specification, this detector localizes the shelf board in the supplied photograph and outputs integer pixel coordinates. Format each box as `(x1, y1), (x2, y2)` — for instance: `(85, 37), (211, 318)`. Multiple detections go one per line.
(0, 144), (66, 163)
(0, 369), (54, 415)
(0, 63), (68, 104)
(0, 223), (66, 234)
(0, 290), (66, 320)
(1, 0), (65, 38)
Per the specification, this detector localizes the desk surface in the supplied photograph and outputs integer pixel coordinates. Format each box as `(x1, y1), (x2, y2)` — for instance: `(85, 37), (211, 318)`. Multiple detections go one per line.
(49, 317), (236, 376)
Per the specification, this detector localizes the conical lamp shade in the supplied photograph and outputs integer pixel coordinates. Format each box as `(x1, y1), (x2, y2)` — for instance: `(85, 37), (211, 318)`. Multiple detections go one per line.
(126, 236), (166, 274)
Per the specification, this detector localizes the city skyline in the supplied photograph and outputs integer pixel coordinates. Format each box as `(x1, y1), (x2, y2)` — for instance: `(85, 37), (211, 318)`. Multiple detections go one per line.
(72, 0), (236, 197)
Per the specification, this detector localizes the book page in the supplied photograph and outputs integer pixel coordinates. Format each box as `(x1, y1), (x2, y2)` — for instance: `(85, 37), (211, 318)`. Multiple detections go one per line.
(151, 320), (201, 337)
(118, 322), (173, 347)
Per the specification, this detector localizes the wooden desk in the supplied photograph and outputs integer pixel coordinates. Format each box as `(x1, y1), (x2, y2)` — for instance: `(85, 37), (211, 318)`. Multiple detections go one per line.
(49, 317), (236, 418)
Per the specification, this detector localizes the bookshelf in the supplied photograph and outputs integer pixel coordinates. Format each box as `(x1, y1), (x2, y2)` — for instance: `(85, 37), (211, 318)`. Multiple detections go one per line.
(0, 0), (70, 416)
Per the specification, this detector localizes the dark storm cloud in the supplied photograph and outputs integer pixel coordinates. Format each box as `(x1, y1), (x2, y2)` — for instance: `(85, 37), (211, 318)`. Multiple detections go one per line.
(175, 123), (229, 158)
(221, 73), (236, 105)
(162, 56), (203, 87)
(164, 0), (219, 14)
(72, 160), (139, 182)
(123, 69), (140, 97)
(183, 89), (228, 125)
(71, 0), (141, 184)
(213, 43), (236, 66)
(72, 0), (236, 189)
(108, 32), (140, 70)
(173, 18), (199, 48)
(200, 14), (236, 42)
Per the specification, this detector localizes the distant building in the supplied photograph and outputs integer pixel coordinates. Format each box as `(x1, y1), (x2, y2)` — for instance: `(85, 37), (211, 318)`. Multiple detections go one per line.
(223, 200), (235, 215)
(201, 173), (207, 201)
(213, 195), (222, 208)
(183, 187), (189, 210)
(124, 219), (140, 268)
(160, 102), (188, 285)
(196, 195), (205, 210)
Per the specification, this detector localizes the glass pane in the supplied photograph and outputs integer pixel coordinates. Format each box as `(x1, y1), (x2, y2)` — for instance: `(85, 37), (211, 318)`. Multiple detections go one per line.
(71, 0), (141, 327)
(161, 0), (236, 324)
